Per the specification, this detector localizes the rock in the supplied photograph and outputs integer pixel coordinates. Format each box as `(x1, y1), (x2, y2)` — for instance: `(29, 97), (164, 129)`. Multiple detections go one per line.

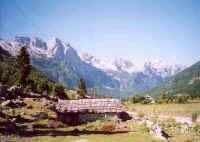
(1, 99), (26, 108)
(9, 114), (26, 123)
(26, 104), (33, 109)
(118, 111), (132, 121)
(20, 112), (25, 115)
(34, 111), (48, 119)
(10, 118), (17, 123)
(8, 85), (23, 98)
(0, 83), (8, 97)
(5, 120), (19, 133)
(12, 99), (26, 108)
(33, 98), (37, 101)
(1, 100), (11, 107)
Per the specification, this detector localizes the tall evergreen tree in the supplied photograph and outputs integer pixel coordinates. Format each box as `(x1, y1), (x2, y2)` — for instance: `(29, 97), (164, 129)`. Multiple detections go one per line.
(53, 83), (68, 99)
(16, 46), (31, 86)
(77, 78), (87, 98)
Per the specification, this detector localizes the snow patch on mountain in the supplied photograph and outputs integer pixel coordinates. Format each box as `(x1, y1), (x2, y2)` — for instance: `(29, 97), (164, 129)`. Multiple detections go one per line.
(144, 60), (186, 78)
(79, 53), (143, 74)
(0, 36), (187, 96)
(80, 53), (186, 78)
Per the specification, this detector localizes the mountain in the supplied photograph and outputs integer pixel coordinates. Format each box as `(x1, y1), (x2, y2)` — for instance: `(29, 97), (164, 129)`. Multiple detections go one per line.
(0, 36), (186, 97)
(80, 53), (186, 95)
(0, 37), (119, 89)
(146, 61), (200, 97)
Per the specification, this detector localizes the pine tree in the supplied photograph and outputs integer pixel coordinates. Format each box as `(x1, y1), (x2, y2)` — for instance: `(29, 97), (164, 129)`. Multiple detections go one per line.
(77, 78), (87, 98)
(16, 46), (31, 86)
(53, 83), (68, 99)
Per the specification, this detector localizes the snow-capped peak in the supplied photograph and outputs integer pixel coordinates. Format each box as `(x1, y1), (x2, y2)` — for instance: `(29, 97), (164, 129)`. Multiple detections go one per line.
(144, 60), (186, 77)
(80, 53), (143, 73)
(80, 53), (186, 77)
(3, 36), (76, 59)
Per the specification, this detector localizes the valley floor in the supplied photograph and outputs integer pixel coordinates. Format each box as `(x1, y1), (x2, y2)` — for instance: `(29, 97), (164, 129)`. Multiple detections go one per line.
(1, 97), (200, 142)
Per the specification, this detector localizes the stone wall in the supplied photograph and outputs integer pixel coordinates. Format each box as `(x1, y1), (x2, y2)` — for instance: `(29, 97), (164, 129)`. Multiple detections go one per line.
(78, 112), (119, 123)
(58, 112), (119, 125)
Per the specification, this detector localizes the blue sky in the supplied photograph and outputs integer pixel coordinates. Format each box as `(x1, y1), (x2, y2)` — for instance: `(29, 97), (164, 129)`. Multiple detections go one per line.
(0, 0), (199, 66)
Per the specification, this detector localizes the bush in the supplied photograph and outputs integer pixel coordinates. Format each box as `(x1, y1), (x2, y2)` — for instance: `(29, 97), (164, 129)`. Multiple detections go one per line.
(53, 83), (68, 99)
(140, 123), (150, 133)
(155, 93), (168, 104)
(131, 94), (144, 103)
(174, 95), (189, 104)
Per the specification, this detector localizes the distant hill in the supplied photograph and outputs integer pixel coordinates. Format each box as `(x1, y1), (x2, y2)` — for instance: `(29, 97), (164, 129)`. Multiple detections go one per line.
(146, 61), (200, 97)
(0, 46), (56, 94)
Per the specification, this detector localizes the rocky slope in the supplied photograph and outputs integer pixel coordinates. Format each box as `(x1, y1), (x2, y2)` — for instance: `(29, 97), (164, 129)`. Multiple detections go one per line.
(0, 36), (186, 97)
(146, 61), (200, 97)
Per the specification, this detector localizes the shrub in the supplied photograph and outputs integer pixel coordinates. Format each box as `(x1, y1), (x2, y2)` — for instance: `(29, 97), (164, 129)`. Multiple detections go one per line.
(174, 95), (189, 104)
(53, 83), (68, 99)
(140, 123), (150, 133)
(131, 94), (144, 103)
(155, 93), (168, 104)
(192, 125), (200, 133)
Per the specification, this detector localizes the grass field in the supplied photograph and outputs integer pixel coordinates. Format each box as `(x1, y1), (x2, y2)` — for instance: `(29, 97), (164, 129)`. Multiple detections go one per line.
(123, 102), (200, 117)
(1, 99), (200, 142)
(3, 133), (164, 142)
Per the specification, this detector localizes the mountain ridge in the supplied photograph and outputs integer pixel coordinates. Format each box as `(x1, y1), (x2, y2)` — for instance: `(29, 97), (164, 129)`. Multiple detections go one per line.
(146, 61), (200, 97)
(0, 36), (186, 97)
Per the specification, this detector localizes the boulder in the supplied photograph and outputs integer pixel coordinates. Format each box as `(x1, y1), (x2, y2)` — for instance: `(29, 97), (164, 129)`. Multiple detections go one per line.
(118, 111), (132, 121)
(8, 85), (23, 98)
(1, 100), (11, 107)
(1, 99), (26, 108)
(26, 104), (33, 109)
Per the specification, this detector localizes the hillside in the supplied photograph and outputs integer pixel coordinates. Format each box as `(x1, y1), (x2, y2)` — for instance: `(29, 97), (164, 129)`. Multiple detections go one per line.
(0, 46), (56, 94)
(0, 37), (186, 97)
(146, 61), (200, 97)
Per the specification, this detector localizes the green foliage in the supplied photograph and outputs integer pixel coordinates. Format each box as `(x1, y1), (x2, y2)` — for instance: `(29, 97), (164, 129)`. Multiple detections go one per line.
(131, 94), (144, 103)
(77, 78), (87, 98)
(53, 83), (68, 99)
(0, 46), (59, 95)
(174, 95), (189, 104)
(146, 61), (200, 98)
(192, 124), (200, 133)
(140, 123), (150, 133)
(16, 46), (31, 86)
(155, 93), (189, 104)
(155, 93), (168, 104)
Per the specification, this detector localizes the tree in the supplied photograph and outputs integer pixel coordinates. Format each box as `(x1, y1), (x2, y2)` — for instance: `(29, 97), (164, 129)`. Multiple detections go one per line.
(77, 78), (87, 98)
(174, 95), (189, 104)
(16, 46), (31, 86)
(155, 93), (168, 104)
(53, 83), (68, 99)
(131, 94), (144, 103)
